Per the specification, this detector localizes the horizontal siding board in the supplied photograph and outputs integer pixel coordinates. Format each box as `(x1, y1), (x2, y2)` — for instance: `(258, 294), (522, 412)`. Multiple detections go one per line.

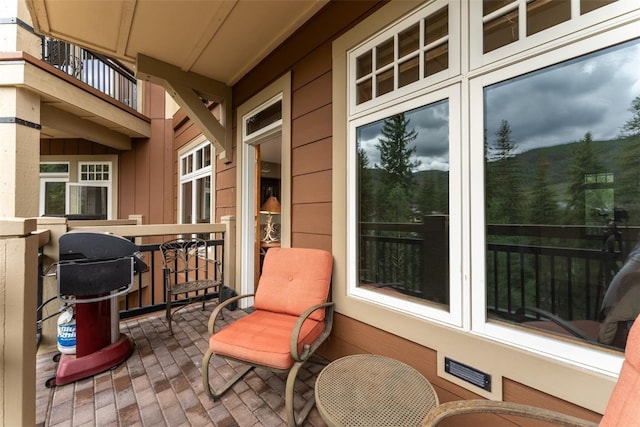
(292, 137), (331, 176)
(503, 379), (601, 424)
(292, 170), (331, 204)
(291, 104), (332, 148)
(291, 232), (331, 252)
(292, 202), (331, 235)
(291, 42), (332, 91)
(291, 71), (331, 120)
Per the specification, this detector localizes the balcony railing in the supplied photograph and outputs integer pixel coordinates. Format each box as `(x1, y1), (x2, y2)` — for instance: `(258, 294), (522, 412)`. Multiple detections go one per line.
(359, 217), (638, 324)
(36, 220), (234, 350)
(40, 37), (137, 108)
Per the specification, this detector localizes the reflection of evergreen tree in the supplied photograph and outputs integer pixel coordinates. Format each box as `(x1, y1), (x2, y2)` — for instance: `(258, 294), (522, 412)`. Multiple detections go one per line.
(616, 96), (640, 221)
(375, 113), (421, 221)
(357, 146), (374, 222)
(529, 154), (558, 224)
(566, 132), (602, 225)
(621, 96), (640, 137)
(486, 120), (522, 223)
(417, 172), (448, 215)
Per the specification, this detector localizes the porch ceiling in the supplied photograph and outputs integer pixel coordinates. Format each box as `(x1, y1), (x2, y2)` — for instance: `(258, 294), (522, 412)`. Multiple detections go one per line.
(25, 0), (328, 86)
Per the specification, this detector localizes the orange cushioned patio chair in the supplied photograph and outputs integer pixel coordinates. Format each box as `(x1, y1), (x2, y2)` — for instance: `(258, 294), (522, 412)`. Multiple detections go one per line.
(202, 247), (334, 427)
(423, 313), (640, 426)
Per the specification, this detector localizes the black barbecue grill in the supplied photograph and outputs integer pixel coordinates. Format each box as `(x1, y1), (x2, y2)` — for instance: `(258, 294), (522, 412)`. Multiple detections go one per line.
(47, 231), (147, 387)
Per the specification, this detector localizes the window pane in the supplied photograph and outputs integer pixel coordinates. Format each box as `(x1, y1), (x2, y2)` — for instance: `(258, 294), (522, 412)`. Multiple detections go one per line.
(356, 51), (372, 79)
(376, 38), (394, 70)
(246, 100), (282, 136)
(398, 24), (419, 58)
(203, 144), (211, 167)
(196, 176), (211, 224)
(425, 44), (448, 78)
(357, 78), (373, 105)
(44, 182), (66, 215)
(581, 0), (617, 15)
(40, 163), (68, 174)
(484, 9), (519, 53)
(357, 100), (450, 309)
(69, 185), (107, 219)
(181, 181), (193, 224)
(484, 0), (515, 17)
(484, 38), (640, 351)
(527, 0), (570, 37)
(376, 68), (394, 97)
(399, 57), (419, 88)
(424, 7), (448, 46)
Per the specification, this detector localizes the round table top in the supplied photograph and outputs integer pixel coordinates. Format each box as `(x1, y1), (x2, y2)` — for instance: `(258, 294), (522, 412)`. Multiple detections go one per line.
(314, 354), (439, 427)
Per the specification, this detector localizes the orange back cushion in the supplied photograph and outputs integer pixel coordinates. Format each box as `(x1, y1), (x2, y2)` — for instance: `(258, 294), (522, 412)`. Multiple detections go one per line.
(254, 248), (333, 321)
(600, 315), (640, 426)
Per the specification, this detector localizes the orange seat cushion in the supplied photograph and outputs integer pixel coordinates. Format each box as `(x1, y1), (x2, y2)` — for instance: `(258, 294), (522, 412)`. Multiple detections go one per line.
(254, 248), (333, 322)
(600, 315), (640, 426)
(209, 310), (325, 370)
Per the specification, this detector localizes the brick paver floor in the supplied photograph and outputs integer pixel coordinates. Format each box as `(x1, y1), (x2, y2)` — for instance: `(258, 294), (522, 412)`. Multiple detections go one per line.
(36, 305), (329, 427)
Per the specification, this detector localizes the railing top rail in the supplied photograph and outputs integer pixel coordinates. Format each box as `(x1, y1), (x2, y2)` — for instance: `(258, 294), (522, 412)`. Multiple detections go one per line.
(66, 223), (226, 238)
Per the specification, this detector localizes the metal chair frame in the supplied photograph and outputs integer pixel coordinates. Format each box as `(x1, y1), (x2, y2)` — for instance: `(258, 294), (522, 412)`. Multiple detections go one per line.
(160, 237), (222, 335)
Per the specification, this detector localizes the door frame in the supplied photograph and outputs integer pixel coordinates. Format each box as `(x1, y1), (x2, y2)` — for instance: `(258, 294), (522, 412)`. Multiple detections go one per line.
(236, 73), (291, 307)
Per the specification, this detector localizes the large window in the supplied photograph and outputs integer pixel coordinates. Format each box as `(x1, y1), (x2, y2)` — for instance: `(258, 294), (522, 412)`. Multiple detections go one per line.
(39, 160), (114, 219)
(347, 0), (461, 325)
(180, 141), (212, 224)
(356, 99), (451, 311)
(40, 162), (69, 217)
(481, 38), (640, 354)
(338, 0), (640, 382)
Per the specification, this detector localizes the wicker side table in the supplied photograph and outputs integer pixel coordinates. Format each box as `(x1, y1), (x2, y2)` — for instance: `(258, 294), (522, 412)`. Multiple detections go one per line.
(315, 354), (439, 426)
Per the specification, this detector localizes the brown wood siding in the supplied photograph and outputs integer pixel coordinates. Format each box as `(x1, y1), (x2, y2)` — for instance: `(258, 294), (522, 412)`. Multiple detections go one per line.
(119, 82), (174, 227)
(323, 314), (601, 426)
(40, 139), (119, 155)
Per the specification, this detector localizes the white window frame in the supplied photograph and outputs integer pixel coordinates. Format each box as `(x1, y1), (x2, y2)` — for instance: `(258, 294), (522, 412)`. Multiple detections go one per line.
(65, 161), (113, 219)
(242, 94), (283, 144)
(179, 140), (213, 225)
(347, 83), (463, 326)
(349, 0), (460, 116)
(39, 162), (70, 217)
(469, 18), (640, 376)
(469, 0), (637, 70)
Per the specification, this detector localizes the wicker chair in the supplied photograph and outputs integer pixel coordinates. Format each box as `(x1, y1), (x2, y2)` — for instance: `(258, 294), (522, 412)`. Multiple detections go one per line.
(160, 237), (222, 335)
(202, 247), (334, 427)
(423, 314), (640, 426)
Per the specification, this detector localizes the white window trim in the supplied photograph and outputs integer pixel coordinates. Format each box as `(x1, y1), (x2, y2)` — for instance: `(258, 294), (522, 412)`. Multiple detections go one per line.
(65, 182), (112, 220)
(242, 94), (283, 144)
(39, 162), (70, 217)
(347, 84), (463, 327)
(469, 0), (638, 70)
(178, 139), (214, 225)
(469, 18), (640, 377)
(349, 0), (460, 117)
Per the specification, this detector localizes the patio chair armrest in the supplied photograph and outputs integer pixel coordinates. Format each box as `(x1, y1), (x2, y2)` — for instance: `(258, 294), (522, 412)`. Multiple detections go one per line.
(290, 302), (335, 362)
(207, 293), (255, 334)
(422, 400), (598, 427)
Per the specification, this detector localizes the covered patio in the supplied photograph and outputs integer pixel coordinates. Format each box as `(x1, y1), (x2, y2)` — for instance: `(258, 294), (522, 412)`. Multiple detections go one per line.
(36, 305), (328, 427)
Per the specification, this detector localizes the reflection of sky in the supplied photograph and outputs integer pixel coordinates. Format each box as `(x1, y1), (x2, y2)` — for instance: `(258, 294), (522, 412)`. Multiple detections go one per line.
(357, 99), (449, 171)
(485, 38), (640, 154)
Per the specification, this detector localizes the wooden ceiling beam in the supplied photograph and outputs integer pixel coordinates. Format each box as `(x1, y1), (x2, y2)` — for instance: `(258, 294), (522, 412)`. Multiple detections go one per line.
(136, 53), (232, 163)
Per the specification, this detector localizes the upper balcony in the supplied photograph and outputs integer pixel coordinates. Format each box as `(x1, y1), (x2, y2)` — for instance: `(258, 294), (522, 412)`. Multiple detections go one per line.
(40, 37), (137, 109)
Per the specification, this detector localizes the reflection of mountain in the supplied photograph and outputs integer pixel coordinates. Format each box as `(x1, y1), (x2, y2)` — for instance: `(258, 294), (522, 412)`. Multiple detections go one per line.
(488, 137), (633, 189)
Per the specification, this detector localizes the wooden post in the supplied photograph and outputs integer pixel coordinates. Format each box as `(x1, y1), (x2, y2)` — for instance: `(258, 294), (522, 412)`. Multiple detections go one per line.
(0, 218), (38, 426)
